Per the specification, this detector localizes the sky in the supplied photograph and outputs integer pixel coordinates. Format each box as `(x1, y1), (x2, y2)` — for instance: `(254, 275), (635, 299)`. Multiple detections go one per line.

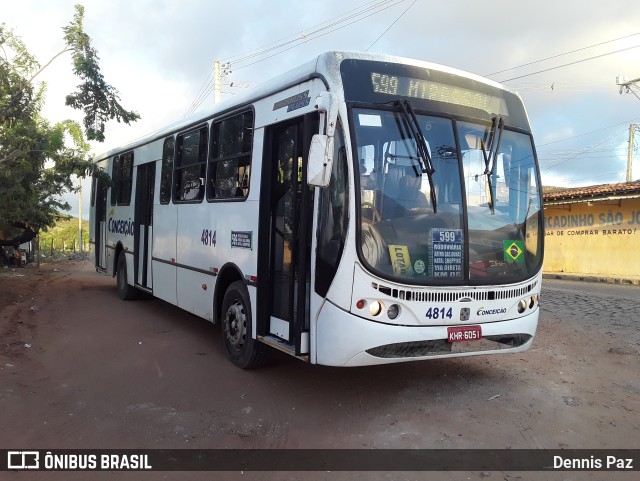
(3, 0), (640, 218)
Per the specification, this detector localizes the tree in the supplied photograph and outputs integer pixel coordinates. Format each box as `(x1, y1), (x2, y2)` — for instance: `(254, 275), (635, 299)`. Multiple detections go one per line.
(0, 4), (138, 254)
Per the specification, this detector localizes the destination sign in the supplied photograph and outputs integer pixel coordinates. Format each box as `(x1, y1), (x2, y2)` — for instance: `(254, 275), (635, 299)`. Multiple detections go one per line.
(370, 72), (508, 115)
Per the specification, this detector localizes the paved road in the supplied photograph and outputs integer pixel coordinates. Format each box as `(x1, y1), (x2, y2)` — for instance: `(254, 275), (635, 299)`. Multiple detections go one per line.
(1, 262), (638, 481)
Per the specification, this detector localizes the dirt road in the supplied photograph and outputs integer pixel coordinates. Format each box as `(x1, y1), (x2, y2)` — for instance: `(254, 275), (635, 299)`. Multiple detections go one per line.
(1, 260), (638, 480)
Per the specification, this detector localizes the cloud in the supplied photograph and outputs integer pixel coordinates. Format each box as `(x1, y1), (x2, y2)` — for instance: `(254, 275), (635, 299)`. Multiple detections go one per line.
(2, 0), (640, 212)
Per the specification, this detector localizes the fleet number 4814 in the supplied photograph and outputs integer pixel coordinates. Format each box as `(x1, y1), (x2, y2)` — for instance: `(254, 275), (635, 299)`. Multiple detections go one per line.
(426, 307), (453, 320)
(201, 229), (216, 247)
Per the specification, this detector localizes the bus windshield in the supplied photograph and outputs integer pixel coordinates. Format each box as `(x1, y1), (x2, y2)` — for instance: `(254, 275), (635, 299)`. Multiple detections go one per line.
(353, 107), (542, 285)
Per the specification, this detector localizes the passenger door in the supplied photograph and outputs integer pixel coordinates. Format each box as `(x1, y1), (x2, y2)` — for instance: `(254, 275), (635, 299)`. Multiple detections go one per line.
(94, 176), (108, 270)
(134, 163), (155, 290)
(258, 115), (317, 356)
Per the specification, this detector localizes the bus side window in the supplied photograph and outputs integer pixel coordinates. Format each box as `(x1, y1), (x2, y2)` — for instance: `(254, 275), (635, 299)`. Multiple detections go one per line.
(160, 136), (174, 204)
(208, 110), (253, 200)
(110, 155), (120, 206)
(118, 152), (133, 205)
(110, 152), (133, 206)
(174, 125), (207, 202)
(90, 176), (96, 207)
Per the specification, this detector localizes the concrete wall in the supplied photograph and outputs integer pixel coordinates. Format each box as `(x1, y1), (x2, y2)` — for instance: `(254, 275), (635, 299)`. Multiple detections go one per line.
(543, 197), (640, 279)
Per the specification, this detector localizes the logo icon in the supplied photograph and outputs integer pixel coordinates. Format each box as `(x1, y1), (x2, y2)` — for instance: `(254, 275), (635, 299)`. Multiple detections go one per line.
(7, 451), (39, 470)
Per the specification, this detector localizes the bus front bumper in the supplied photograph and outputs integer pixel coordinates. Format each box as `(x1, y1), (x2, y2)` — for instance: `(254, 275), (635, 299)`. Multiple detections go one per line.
(315, 301), (539, 367)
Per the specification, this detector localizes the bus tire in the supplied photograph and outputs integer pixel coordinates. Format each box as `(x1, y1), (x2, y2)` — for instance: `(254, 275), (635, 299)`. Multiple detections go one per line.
(221, 281), (268, 369)
(116, 253), (138, 300)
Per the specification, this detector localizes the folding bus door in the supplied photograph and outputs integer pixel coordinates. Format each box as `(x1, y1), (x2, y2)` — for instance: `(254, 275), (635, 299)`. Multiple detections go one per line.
(134, 163), (156, 290)
(258, 114), (317, 357)
(94, 176), (108, 270)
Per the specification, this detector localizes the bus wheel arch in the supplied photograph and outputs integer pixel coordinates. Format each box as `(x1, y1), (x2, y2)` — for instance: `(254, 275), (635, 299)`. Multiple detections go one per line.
(113, 242), (125, 278)
(114, 244), (139, 300)
(213, 263), (244, 325)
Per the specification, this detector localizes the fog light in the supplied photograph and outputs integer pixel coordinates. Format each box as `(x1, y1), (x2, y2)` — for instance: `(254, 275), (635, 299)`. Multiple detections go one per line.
(517, 299), (527, 313)
(370, 301), (383, 316)
(356, 299), (366, 310)
(387, 304), (400, 319)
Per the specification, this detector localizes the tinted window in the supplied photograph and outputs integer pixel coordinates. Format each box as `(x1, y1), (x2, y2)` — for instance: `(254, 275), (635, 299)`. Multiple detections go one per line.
(110, 152), (133, 206)
(208, 111), (253, 200)
(160, 136), (174, 204)
(174, 126), (207, 202)
(316, 122), (348, 296)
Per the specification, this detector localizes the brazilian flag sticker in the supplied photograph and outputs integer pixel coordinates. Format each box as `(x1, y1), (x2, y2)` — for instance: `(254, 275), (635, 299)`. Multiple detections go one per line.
(503, 240), (524, 263)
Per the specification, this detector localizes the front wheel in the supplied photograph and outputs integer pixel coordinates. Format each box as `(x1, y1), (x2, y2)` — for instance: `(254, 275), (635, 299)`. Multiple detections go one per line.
(116, 253), (139, 300)
(221, 281), (268, 369)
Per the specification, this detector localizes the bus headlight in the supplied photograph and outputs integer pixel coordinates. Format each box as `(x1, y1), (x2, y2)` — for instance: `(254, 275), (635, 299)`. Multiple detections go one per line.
(370, 301), (383, 316)
(387, 304), (400, 319)
(517, 299), (527, 313)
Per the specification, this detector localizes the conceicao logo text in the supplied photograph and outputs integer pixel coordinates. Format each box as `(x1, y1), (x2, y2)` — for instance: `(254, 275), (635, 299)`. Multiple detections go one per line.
(476, 307), (507, 316)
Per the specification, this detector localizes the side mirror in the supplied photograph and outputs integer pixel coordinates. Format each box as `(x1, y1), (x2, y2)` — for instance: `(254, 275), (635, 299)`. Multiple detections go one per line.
(308, 134), (333, 187)
(308, 91), (339, 188)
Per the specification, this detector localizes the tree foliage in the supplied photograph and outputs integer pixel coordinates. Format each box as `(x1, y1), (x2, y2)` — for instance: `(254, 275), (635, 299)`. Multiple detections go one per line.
(62, 5), (140, 142)
(0, 4), (137, 245)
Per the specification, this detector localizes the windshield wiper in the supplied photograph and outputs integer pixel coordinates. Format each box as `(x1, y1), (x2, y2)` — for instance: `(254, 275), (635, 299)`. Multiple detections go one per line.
(396, 99), (437, 213)
(480, 116), (504, 214)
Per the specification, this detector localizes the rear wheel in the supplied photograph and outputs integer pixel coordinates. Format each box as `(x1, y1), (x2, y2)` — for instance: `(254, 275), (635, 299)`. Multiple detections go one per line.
(221, 281), (268, 369)
(116, 253), (139, 300)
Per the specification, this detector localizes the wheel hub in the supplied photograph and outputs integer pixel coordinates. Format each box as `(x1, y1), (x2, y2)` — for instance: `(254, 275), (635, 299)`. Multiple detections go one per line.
(224, 301), (246, 350)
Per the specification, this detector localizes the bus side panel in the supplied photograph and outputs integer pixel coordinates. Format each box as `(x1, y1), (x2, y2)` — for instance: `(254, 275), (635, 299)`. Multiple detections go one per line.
(152, 200), (177, 305)
(106, 204), (135, 277)
(174, 198), (260, 322)
(176, 202), (215, 320)
(176, 269), (213, 320)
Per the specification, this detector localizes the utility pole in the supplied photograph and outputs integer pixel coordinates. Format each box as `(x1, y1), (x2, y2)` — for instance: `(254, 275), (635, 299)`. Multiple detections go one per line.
(617, 75), (640, 101)
(617, 76), (640, 181)
(78, 179), (83, 253)
(627, 124), (638, 182)
(213, 60), (221, 105)
(212, 61), (238, 105)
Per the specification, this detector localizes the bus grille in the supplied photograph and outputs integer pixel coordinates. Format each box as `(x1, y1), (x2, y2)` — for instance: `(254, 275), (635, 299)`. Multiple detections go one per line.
(370, 280), (539, 303)
(366, 334), (532, 358)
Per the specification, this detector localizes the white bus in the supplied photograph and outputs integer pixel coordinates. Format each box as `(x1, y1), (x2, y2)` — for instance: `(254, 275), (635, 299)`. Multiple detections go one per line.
(89, 52), (543, 368)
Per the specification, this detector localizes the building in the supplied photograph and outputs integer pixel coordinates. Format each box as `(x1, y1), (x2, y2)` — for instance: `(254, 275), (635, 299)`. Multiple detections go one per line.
(543, 180), (640, 283)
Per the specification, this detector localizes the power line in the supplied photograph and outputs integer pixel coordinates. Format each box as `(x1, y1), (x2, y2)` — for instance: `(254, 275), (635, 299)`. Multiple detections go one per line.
(486, 32), (640, 77)
(183, 74), (216, 117)
(232, 0), (405, 71)
(365, 0), (416, 52)
(536, 118), (640, 148)
(498, 44), (640, 83)
(221, 0), (404, 68)
(542, 170), (627, 183)
(221, 0), (399, 65)
(540, 128), (629, 171)
(183, 0), (406, 115)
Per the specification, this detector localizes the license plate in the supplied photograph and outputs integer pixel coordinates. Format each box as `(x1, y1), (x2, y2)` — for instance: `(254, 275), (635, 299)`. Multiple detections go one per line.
(447, 325), (482, 342)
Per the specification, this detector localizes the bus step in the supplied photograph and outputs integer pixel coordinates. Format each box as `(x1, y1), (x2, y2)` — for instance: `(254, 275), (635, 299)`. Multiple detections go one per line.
(258, 335), (309, 362)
